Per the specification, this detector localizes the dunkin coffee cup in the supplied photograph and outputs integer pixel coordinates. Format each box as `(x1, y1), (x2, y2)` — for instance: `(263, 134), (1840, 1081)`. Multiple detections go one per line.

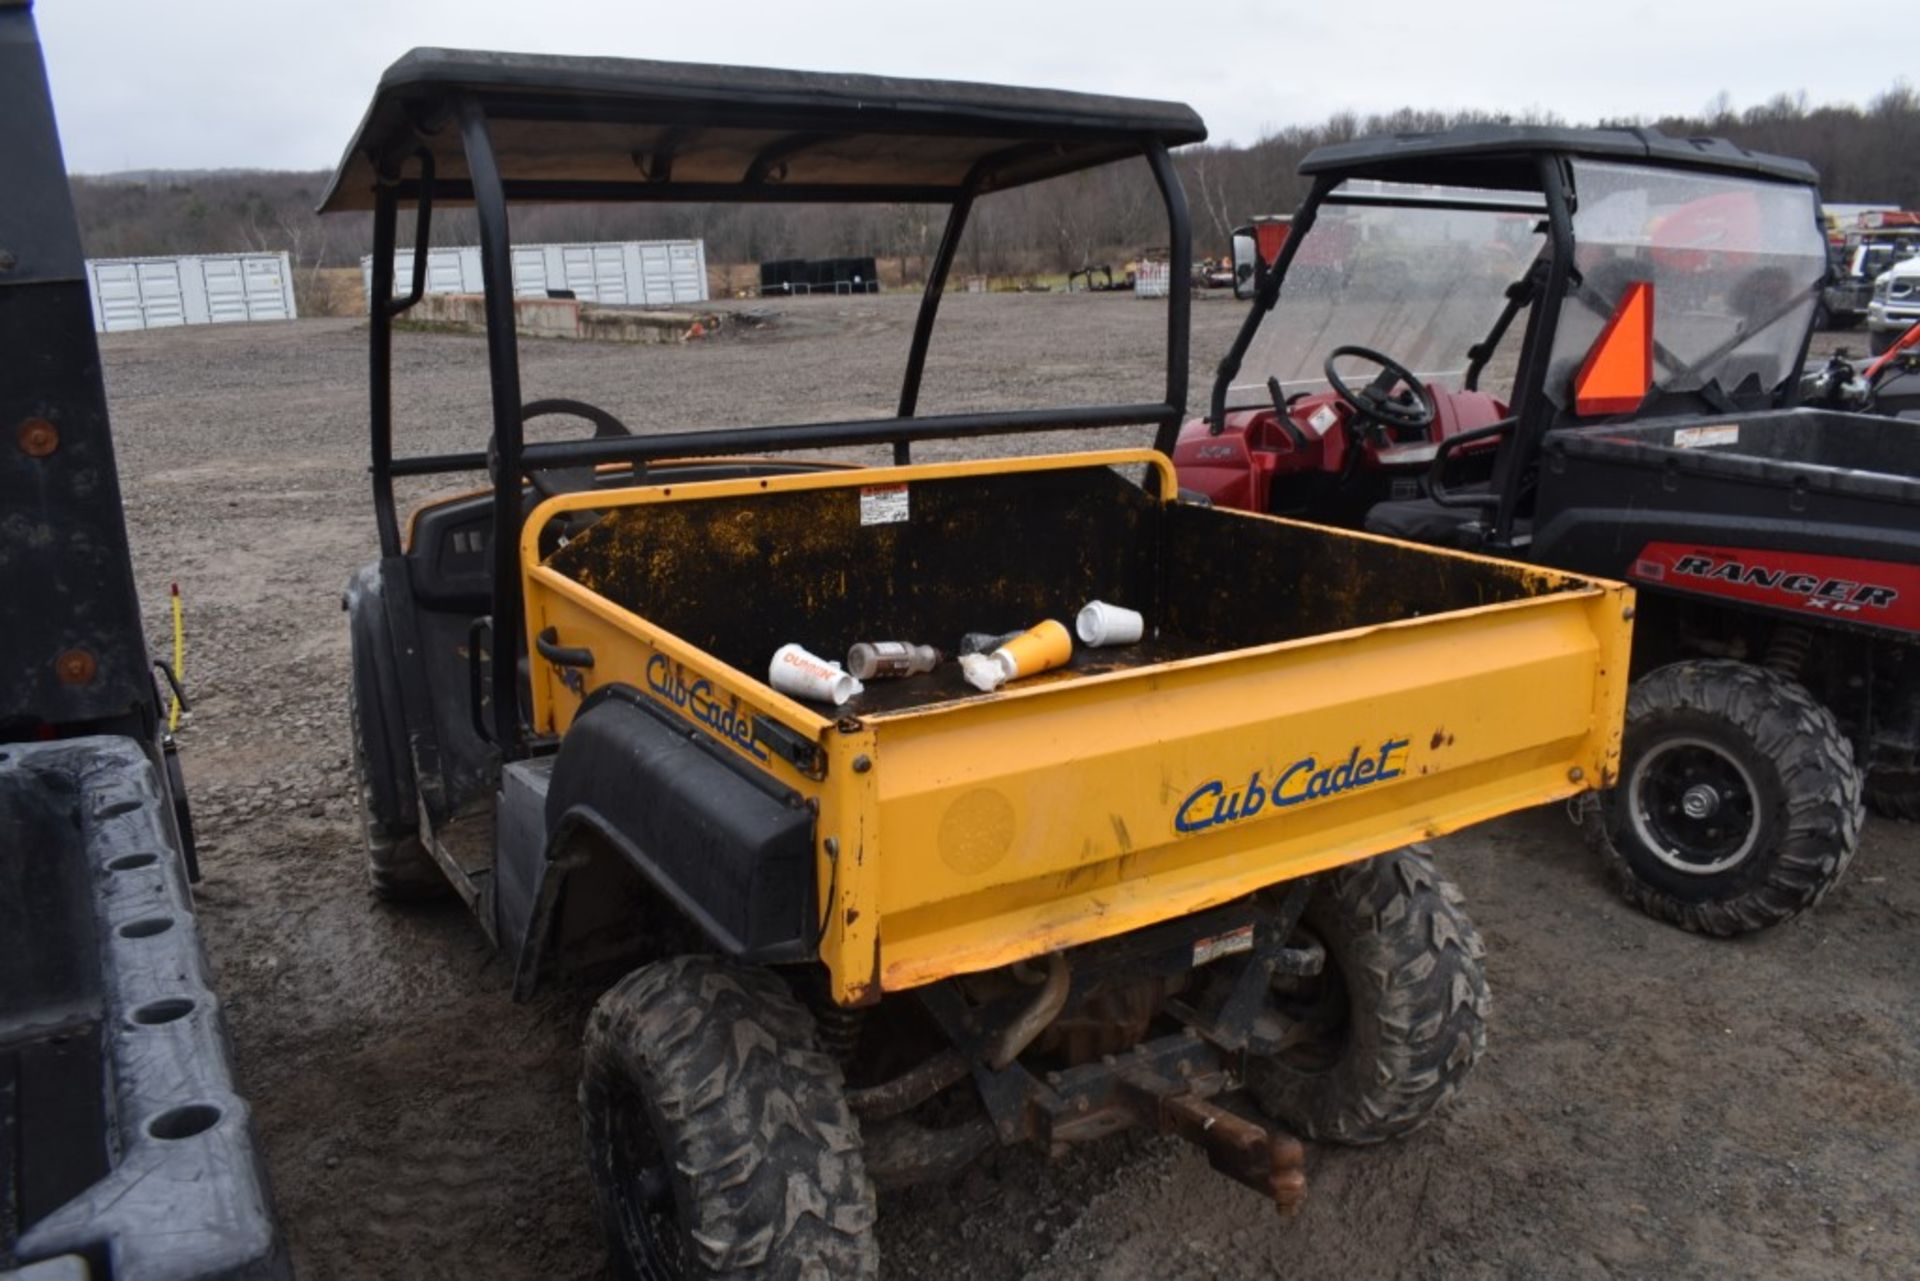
(1076, 600), (1145, 647)
(769, 642), (863, 706)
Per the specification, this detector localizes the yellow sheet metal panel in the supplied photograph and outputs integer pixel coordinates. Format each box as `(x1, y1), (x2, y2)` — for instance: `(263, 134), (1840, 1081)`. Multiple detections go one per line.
(865, 589), (1631, 988)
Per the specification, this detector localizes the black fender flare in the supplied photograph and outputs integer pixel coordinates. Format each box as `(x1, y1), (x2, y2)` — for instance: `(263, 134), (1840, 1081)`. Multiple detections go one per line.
(539, 686), (818, 963)
(344, 560), (416, 833)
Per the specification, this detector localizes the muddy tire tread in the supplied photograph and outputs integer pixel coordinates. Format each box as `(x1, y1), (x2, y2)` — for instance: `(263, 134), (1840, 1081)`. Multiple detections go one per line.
(581, 955), (878, 1281)
(1866, 769), (1920, 821)
(1247, 846), (1489, 1146)
(347, 679), (444, 901)
(1585, 660), (1861, 936)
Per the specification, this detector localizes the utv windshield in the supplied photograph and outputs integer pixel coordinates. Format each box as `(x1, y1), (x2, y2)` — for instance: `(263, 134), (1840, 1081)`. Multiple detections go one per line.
(1228, 182), (1547, 408)
(1544, 159), (1826, 412)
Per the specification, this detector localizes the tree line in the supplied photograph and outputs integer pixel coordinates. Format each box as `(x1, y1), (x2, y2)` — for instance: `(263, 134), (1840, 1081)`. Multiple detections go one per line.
(69, 84), (1920, 290)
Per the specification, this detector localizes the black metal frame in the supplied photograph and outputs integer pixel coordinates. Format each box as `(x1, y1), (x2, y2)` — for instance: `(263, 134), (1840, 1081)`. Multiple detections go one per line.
(364, 92), (1194, 754)
(1203, 152), (1664, 547)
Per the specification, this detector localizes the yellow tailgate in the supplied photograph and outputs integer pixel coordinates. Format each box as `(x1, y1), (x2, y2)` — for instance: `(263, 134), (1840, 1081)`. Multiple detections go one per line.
(862, 586), (1629, 990)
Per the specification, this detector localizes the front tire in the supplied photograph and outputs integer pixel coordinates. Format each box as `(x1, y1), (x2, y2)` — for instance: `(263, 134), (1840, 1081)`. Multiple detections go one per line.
(347, 679), (444, 901)
(1245, 846), (1489, 1145)
(581, 956), (878, 1281)
(1586, 660), (1862, 935)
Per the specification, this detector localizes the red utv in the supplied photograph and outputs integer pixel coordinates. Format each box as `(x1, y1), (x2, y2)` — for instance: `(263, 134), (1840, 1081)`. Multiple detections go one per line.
(1175, 126), (1920, 938)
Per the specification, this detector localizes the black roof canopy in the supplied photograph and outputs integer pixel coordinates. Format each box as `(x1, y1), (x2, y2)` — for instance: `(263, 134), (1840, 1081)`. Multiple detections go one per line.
(319, 48), (1207, 212)
(1300, 124), (1819, 193)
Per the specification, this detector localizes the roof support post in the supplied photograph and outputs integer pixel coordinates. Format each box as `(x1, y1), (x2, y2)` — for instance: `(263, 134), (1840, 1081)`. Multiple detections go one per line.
(369, 151), (437, 559)
(368, 186), (401, 558)
(893, 178), (980, 464)
(1490, 154), (1575, 543)
(457, 94), (527, 756)
(1204, 174), (1333, 434)
(1145, 139), (1192, 468)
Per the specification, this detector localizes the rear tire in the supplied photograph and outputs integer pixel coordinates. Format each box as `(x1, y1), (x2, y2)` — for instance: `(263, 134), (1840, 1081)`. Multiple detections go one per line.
(1869, 327), (1898, 357)
(348, 680), (444, 901)
(1585, 660), (1861, 935)
(581, 956), (878, 1281)
(1867, 767), (1920, 821)
(1245, 846), (1489, 1146)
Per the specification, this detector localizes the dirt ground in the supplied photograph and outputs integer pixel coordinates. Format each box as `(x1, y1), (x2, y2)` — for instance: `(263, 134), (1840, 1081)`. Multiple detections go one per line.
(98, 293), (1918, 1280)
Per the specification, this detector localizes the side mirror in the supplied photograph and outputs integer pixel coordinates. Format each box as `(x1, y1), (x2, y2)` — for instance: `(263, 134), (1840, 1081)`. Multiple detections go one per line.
(1232, 231), (1259, 300)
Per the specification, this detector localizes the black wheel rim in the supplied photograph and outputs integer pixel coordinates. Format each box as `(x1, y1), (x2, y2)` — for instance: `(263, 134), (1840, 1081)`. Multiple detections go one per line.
(1628, 735), (1761, 875)
(607, 1086), (688, 1281)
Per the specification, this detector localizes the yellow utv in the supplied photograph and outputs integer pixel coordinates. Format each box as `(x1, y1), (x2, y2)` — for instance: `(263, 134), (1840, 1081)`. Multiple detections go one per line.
(324, 48), (1634, 1278)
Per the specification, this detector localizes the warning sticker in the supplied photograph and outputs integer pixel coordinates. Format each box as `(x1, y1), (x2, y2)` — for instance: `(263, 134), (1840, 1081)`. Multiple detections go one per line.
(859, 483), (910, 526)
(1192, 923), (1255, 967)
(1672, 423), (1739, 449)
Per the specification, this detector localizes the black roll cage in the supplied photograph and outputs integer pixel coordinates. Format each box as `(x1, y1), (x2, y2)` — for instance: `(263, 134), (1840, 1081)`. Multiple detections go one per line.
(360, 92), (1194, 756)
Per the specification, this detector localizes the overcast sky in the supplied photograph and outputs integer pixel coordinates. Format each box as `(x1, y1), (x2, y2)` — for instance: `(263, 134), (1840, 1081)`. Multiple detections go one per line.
(33, 0), (1914, 175)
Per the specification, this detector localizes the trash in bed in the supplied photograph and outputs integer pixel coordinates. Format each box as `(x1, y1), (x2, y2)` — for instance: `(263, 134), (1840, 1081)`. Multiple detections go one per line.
(770, 643), (864, 705)
(960, 620), (1072, 692)
(847, 641), (943, 680)
(958, 629), (1024, 657)
(1075, 600), (1145, 647)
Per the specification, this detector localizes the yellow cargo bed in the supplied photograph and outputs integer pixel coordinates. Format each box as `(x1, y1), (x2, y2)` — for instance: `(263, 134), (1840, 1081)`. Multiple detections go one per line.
(521, 450), (1632, 1003)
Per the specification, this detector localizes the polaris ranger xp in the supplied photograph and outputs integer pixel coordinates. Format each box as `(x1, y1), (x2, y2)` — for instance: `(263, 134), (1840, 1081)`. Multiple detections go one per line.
(1176, 126), (1918, 935)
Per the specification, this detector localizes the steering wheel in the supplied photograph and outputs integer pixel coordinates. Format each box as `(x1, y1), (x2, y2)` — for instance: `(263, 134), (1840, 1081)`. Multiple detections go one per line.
(514, 398), (635, 502)
(1323, 345), (1438, 435)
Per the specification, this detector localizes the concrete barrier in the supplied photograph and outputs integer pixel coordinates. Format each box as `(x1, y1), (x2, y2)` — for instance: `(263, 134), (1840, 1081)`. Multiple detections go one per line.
(403, 292), (718, 344)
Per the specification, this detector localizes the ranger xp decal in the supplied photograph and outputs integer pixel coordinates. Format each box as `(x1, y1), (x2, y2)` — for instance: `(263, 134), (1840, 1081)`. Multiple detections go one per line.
(1631, 542), (1920, 634)
(1176, 737), (1411, 834)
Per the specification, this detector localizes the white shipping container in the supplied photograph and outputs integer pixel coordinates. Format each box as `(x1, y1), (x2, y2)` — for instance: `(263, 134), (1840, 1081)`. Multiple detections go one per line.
(363, 239), (709, 309)
(85, 252), (296, 333)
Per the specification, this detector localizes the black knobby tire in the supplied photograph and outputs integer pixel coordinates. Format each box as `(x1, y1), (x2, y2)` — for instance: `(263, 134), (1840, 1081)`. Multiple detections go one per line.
(1585, 660), (1862, 936)
(1245, 846), (1489, 1146)
(581, 956), (878, 1281)
(347, 679), (444, 901)
(1866, 767), (1920, 822)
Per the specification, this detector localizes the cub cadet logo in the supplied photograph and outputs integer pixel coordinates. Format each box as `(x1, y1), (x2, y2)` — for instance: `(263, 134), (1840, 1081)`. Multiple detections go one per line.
(1670, 554), (1899, 613)
(1175, 737), (1410, 835)
(644, 653), (769, 762)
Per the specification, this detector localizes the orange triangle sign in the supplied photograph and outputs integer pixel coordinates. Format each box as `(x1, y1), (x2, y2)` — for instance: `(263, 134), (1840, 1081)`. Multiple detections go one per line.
(1574, 281), (1653, 416)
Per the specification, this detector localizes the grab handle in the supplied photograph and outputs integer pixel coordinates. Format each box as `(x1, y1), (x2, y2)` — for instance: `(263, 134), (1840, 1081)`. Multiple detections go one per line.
(535, 626), (595, 669)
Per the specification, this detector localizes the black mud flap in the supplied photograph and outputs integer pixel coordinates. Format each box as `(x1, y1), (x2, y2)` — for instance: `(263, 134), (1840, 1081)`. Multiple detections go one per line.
(1, 738), (286, 1278)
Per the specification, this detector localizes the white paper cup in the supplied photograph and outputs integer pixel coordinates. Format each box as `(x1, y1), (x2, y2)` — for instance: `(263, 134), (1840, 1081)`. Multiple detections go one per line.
(1076, 600), (1145, 647)
(770, 643), (862, 705)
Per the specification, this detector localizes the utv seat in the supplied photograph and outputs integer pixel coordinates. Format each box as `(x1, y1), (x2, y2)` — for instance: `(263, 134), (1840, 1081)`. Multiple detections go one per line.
(1364, 495), (1489, 550)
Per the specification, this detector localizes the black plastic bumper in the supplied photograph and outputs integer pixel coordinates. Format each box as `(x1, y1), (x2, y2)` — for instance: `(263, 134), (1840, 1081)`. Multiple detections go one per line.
(1, 737), (285, 1279)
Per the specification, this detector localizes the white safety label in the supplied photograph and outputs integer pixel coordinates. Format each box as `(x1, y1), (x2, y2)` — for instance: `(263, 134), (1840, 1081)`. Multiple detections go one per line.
(1672, 423), (1740, 449)
(859, 483), (910, 525)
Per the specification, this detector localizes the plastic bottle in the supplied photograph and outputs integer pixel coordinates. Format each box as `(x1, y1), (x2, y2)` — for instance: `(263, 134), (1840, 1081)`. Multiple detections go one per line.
(958, 630), (1024, 657)
(847, 641), (943, 680)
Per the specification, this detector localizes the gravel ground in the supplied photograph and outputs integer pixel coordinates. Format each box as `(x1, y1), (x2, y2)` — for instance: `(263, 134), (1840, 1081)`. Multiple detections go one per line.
(98, 294), (1919, 1280)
